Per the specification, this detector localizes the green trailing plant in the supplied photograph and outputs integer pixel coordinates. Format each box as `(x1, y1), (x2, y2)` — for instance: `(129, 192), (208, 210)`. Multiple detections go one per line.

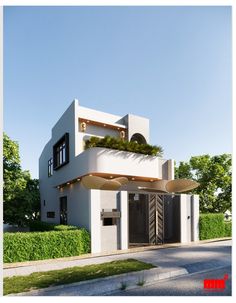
(85, 136), (163, 156)
(4, 228), (90, 263)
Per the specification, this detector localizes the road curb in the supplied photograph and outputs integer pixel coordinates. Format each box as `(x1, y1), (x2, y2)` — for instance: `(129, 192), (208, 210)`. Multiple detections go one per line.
(7, 267), (188, 296)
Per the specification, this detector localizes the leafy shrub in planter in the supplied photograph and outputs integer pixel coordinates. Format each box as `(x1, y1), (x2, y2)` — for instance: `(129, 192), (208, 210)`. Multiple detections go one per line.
(4, 228), (90, 263)
(85, 135), (163, 156)
(199, 213), (228, 240)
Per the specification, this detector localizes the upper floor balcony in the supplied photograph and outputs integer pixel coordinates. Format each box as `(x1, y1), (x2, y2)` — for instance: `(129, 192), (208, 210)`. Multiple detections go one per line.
(75, 147), (173, 181)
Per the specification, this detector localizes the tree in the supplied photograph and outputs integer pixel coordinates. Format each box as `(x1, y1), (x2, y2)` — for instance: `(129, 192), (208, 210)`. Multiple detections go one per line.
(3, 133), (27, 203)
(3, 133), (40, 226)
(175, 154), (232, 213)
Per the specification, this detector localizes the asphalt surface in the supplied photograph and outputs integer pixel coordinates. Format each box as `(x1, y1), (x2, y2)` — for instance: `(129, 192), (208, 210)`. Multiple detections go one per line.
(5, 239), (231, 278)
(110, 266), (232, 296)
(14, 240), (232, 296)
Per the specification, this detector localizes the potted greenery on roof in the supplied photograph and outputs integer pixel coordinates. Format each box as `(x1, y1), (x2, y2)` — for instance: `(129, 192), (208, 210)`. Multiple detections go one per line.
(85, 136), (163, 157)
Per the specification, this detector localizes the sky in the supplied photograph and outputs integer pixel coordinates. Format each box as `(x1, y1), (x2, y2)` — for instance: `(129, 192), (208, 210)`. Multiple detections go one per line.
(4, 6), (232, 179)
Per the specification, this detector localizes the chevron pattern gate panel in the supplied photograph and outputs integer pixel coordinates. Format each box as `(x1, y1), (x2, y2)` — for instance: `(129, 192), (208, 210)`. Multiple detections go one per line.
(149, 194), (156, 244)
(156, 194), (164, 244)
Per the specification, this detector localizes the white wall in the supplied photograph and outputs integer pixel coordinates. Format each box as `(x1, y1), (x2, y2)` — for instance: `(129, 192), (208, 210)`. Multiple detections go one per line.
(191, 195), (199, 242)
(180, 194), (190, 243)
(180, 194), (199, 243)
(89, 189), (101, 253)
(58, 182), (90, 229)
(71, 147), (165, 181)
(120, 191), (128, 250)
(100, 190), (119, 252)
(39, 99), (176, 254)
(124, 114), (150, 143)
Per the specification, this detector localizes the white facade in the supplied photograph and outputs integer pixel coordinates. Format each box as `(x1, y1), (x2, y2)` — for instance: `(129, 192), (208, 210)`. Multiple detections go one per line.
(39, 99), (199, 253)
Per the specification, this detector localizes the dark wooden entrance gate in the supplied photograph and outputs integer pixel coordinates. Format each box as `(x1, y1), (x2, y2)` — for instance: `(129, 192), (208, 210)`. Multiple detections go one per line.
(128, 193), (164, 246)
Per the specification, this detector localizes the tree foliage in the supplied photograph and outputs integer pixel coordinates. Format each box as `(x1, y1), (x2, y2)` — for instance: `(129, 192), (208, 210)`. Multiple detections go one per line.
(3, 133), (40, 226)
(175, 154), (231, 213)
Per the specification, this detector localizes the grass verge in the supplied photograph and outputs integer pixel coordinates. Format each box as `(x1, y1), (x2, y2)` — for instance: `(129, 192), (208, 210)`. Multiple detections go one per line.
(4, 258), (155, 295)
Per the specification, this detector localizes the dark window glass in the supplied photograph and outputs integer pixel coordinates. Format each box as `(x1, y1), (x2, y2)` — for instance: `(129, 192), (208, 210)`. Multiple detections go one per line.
(53, 133), (69, 170)
(48, 158), (53, 177)
(47, 212), (55, 218)
(60, 196), (67, 225)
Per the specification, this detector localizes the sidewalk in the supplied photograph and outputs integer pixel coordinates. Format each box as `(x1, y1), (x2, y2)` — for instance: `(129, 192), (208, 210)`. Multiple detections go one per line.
(4, 238), (231, 278)
(11, 267), (188, 296)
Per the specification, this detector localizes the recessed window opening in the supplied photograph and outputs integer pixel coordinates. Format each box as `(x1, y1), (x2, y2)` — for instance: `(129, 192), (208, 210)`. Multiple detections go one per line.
(53, 133), (69, 170)
(103, 218), (117, 226)
(48, 158), (53, 177)
(47, 212), (55, 218)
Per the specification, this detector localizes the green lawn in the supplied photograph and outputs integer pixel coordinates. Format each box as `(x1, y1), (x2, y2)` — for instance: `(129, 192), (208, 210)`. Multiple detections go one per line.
(4, 258), (155, 295)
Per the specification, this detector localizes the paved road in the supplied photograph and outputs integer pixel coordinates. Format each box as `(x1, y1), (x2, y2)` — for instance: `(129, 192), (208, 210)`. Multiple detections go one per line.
(111, 266), (232, 296)
(5, 239), (231, 278)
(29, 240), (231, 296)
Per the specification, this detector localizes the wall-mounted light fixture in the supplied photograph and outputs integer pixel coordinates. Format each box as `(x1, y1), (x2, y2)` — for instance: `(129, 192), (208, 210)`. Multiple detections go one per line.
(80, 122), (86, 132)
(120, 130), (125, 140)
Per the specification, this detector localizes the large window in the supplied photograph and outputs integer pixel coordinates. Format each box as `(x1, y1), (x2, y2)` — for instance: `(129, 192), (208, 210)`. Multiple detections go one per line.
(53, 133), (69, 170)
(48, 158), (53, 177)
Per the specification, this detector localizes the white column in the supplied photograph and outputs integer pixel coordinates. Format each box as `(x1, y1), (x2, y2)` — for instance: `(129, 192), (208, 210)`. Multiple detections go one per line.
(168, 159), (175, 180)
(180, 194), (188, 243)
(191, 195), (199, 242)
(89, 189), (101, 253)
(120, 191), (128, 250)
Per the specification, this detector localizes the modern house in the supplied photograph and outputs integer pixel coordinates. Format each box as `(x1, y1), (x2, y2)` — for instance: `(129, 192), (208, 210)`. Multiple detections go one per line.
(39, 99), (199, 253)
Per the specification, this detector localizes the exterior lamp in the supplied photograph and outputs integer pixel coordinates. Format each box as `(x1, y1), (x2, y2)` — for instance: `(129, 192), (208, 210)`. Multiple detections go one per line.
(80, 122), (86, 132)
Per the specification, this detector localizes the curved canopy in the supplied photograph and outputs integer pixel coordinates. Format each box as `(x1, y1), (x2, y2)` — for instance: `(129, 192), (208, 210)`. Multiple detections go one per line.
(81, 175), (129, 190)
(139, 179), (199, 193)
(81, 175), (199, 193)
(165, 179), (199, 193)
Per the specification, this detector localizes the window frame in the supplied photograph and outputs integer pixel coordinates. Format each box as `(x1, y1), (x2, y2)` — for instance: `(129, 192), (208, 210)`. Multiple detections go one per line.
(47, 211), (55, 218)
(48, 158), (53, 177)
(53, 133), (69, 170)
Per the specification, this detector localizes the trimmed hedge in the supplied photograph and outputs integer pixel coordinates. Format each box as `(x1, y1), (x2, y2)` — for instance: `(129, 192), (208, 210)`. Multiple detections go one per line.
(199, 213), (232, 240)
(224, 221), (232, 237)
(4, 229), (90, 263)
(29, 221), (78, 232)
